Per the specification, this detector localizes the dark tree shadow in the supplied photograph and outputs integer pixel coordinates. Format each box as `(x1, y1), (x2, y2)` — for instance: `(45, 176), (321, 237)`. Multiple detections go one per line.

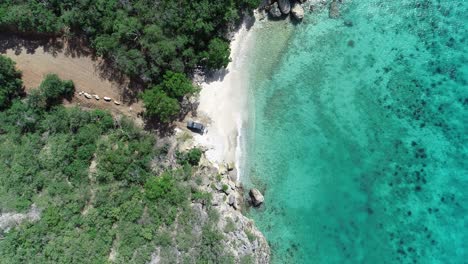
(143, 115), (177, 138)
(0, 33), (63, 56)
(203, 68), (230, 83)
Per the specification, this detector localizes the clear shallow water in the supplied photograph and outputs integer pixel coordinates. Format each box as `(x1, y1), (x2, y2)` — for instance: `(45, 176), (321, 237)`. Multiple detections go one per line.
(245, 1), (467, 263)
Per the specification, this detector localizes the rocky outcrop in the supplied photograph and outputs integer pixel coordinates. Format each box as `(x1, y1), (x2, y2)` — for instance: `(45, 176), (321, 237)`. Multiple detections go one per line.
(269, 2), (282, 18)
(278, 0), (291, 14)
(291, 2), (305, 20)
(194, 164), (270, 263)
(263, 0), (341, 22)
(0, 205), (41, 233)
(249, 189), (265, 207)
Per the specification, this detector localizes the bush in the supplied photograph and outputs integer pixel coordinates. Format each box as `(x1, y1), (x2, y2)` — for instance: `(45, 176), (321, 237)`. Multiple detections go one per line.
(202, 38), (231, 70)
(141, 88), (180, 122)
(0, 55), (23, 110)
(158, 71), (198, 100)
(144, 172), (187, 206)
(39, 74), (74, 107)
(177, 148), (203, 166)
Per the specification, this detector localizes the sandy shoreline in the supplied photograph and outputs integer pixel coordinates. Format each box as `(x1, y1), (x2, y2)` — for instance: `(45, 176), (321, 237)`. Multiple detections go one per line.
(193, 19), (256, 178)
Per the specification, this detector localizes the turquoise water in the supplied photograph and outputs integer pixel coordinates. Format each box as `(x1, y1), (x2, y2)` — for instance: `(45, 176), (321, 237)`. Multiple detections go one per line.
(245, 1), (467, 263)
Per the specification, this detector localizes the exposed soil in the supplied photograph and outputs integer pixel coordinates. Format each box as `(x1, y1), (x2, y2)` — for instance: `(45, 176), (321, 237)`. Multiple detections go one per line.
(0, 34), (143, 120)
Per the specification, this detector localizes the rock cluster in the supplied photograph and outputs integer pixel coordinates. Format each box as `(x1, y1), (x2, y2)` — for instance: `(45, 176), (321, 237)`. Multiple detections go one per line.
(263, 0), (343, 21)
(78, 91), (121, 105)
(265, 0), (306, 20)
(193, 163), (270, 263)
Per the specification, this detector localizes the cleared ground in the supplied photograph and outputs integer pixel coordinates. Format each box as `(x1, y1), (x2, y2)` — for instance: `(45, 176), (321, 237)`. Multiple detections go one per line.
(0, 34), (143, 119)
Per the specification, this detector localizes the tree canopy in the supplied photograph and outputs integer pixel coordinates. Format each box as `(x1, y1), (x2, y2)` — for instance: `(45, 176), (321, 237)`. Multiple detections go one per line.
(159, 71), (198, 100)
(0, 55), (23, 110)
(39, 74), (75, 107)
(141, 88), (180, 122)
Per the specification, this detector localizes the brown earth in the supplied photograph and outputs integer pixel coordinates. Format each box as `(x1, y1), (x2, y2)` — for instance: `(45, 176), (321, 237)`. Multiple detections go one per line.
(0, 34), (143, 120)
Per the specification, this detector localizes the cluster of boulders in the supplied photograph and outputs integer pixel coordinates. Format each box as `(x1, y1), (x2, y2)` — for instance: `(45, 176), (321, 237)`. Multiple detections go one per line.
(265, 0), (307, 20)
(263, 0), (343, 21)
(78, 91), (121, 105)
(190, 161), (270, 263)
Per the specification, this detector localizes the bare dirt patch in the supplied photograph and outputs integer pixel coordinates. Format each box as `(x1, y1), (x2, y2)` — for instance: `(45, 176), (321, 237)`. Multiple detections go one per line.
(0, 34), (143, 120)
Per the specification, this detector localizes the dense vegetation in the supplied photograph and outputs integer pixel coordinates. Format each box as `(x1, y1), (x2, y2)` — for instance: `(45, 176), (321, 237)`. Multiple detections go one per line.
(0, 0), (261, 121)
(141, 71), (198, 122)
(0, 60), (235, 263)
(0, 56), (23, 110)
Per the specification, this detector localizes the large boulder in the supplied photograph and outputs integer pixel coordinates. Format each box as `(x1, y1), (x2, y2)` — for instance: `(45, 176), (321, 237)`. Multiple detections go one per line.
(249, 189), (264, 207)
(291, 2), (305, 20)
(329, 0), (340, 18)
(269, 2), (282, 18)
(278, 0), (291, 15)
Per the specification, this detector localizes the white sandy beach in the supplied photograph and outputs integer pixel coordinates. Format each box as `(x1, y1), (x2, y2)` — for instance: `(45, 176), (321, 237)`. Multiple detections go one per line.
(193, 19), (256, 177)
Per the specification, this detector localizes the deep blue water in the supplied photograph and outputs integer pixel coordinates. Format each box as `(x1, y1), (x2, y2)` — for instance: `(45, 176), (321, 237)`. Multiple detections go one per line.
(245, 1), (467, 263)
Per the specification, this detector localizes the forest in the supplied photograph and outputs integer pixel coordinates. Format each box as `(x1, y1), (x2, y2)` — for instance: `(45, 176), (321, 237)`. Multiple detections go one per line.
(0, 55), (250, 263)
(0, 0), (260, 121)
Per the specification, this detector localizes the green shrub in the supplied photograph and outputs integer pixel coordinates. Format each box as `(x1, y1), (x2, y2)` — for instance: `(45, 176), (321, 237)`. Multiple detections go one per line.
(177, 148), (203, 166)
(158, 71), (198, 100)
(192, 191), (212, 206)
(0, 55), (23, 110)
(39, 74), (75, 107)
(141, 88), (180, 122)
(202, 38), (231, 70)
(224, 218), (236, 233)
(245, 230), (256, 242)
(144, 172), (187, 206)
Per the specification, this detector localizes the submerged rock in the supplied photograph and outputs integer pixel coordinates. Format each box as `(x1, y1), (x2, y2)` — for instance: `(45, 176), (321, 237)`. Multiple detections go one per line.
(269, 2), (282, 18)
(291, 2), (305, 20)
(278, 0), (291, 14)
(249, 188), (265, 207)
(329, 0), (340, 18)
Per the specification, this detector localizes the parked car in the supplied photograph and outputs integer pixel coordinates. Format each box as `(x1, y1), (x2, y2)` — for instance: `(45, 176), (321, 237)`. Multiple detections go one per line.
(187, 121), (205, 134)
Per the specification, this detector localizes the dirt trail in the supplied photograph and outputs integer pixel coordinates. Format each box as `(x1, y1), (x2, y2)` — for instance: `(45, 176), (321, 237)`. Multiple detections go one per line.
(1, 35), (143, 119)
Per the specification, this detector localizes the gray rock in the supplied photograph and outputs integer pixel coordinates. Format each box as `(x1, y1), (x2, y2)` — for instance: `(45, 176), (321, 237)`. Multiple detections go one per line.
(291, 2), (305, 20)
(214, 182), (223, 191)
(228, 195), (236, 206)
(269, 2), (282, 18)
(191, 203), (208, 224)
(228, 168), (238, 182)
(212, 194), (223, 206)
(249, 188), (264, 207)
(227, 162), (235, 171)
(329, 0), (340, 19)
(278, 0), (291, 14)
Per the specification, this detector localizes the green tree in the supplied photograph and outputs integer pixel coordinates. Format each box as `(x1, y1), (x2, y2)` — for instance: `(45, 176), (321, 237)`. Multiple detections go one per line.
(141, 88), (180, 122)
(159, 71), (198, 100)
(39, 74), (75, 107)
(177, 148), (203, 166)
(0, 55), (23, 109)
(203, 38), (231, 70)
(144, 172), (186, 206)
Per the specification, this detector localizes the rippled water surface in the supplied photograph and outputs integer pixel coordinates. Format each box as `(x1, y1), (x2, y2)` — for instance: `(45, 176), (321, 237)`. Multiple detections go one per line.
(245, 1), (467, 263)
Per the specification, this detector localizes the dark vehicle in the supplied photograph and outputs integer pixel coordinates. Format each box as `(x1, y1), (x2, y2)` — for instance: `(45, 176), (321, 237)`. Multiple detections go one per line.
(187, 121), (205, 134)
